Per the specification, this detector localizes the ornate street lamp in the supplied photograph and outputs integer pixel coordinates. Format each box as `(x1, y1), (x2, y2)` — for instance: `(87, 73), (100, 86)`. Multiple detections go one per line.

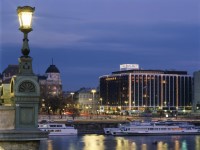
(13, 5), (38, 129)
(17, 6), (35, 57)
(0, 5), (49, 147)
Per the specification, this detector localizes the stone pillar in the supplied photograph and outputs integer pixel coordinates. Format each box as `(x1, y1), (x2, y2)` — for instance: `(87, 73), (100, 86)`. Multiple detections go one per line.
(11, 74), (40, 130)
(0, 141), (40, 150)
(0, 57), (48, 149)
(0, 106), (15, 130)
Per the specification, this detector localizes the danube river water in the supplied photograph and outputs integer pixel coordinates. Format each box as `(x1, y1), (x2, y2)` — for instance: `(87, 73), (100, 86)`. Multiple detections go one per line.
(39, 134), (200, 150)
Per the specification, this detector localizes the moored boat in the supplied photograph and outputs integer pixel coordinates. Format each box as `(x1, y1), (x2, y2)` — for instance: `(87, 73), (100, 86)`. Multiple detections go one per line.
(123, 123), (200, 136)
(104, 120), (152, 135)
(38, 123), (77, 136)
(105, 120), (200, 136)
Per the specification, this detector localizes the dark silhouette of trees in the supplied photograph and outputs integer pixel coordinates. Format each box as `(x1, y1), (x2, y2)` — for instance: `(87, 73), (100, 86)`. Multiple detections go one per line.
(66, 106), (80, 120)
(40, 91), (80, 120)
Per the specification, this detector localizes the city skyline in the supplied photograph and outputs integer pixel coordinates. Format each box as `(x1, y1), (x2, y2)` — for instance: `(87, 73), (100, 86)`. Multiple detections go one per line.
(0, 0), (199, 91)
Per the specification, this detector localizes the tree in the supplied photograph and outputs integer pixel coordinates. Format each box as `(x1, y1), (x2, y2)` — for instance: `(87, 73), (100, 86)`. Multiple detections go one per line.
(66, 106), (80, 120)
(43, 95), (66, 116)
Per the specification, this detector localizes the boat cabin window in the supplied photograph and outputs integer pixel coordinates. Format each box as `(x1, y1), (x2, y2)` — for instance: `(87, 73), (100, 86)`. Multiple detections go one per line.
(55, 130), (61, 132)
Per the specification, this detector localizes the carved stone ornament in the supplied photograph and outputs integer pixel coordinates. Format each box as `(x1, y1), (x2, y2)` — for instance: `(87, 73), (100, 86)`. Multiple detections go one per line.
(18, 80), (36, 93)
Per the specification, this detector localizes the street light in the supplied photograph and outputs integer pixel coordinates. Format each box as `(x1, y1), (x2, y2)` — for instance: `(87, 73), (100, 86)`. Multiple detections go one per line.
(91, 89), (96, 114)
(125, 101), (128, 110)
(70, 92), (74, 101)
(100, 98), (103, 106)
(42, 99), (45, 107)
(17, 6), (35, 57)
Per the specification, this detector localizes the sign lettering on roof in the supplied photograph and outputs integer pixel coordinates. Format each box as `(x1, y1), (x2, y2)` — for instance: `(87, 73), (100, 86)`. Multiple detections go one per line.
(120, 64), (139, 71)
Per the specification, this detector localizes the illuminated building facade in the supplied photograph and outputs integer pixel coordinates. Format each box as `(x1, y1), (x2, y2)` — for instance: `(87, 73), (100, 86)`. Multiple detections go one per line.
(0, 65), (19, 105)
(77, 87), (99, 114)
(193, 71), (200, 112)
(100, 69), (192, 112)
(39, 63), (62, 97)
(0, 64), (62, 107)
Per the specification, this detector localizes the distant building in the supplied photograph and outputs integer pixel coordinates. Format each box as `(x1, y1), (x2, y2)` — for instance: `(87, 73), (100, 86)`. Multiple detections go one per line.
(2, 65), (19, 83)
(76, 87), (99, 114)
(0, 73), (2, 85)
(0, 73), (2, 102)
(0, 65), (19, 105)
(39, 64), (62, 98)
(193, 71), (200, 112)
(0, 63), (62, 107)
(100, 65), (192, 113)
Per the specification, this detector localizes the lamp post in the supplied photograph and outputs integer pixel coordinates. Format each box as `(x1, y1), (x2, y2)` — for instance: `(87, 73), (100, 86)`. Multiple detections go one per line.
(100, 98), (103, 106)
(0, 5), (51, 149)
(14, 6), (39, 130)
(99, 98), (103, 114)
(125, 101), (128, 110)
(70, 92), (74, 101)
(91, 89), (96, 114)
(70, 92), (75, 109)
(17, 6), (35, 57)
(89, 98), (92, 115)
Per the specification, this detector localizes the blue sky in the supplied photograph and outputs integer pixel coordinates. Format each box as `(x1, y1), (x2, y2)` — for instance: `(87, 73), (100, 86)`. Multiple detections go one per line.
(0, 0), (200, 91)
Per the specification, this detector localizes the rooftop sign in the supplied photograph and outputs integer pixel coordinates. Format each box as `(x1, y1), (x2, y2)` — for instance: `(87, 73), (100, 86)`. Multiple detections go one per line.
(120, 64), (139, 71)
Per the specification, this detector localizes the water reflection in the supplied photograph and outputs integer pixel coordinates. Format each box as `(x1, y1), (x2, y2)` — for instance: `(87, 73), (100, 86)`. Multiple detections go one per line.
(115, 136), (136, 150)
(141, 144), (147, 150)
(82, 135), (105, 150)
(47, 140), (53, 150)
(196, 136), (200, 150)
(174, 140), (180, 150)
(40, 135), (200, 150)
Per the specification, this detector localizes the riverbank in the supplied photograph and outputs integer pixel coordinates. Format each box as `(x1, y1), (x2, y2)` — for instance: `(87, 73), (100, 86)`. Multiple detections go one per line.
(39, 115), (200, 134)
(73, 119), (200, 134)
(39, 114), (200, 124)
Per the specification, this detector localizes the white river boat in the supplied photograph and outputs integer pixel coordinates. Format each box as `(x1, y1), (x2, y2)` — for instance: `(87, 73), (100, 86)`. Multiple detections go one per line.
(110, 121), (200, 136)
(38, 123), (77, 136)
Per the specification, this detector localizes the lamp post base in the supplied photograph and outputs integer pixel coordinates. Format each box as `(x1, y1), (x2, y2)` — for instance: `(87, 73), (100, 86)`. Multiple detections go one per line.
(0, 130), (48, 150)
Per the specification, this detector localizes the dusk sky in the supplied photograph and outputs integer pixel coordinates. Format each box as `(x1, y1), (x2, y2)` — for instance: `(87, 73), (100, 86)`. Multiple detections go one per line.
(0, 0), (199, 91)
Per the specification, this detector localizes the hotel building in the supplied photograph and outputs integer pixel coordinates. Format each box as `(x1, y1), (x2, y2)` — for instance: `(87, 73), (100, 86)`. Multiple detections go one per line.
(99, 64), (192, 112)
(193, 71), (200, 112)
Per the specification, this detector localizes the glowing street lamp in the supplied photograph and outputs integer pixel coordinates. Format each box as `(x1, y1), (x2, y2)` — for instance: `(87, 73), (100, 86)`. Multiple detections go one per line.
(17, 6), (35, 57)
(91, 89), (96, 114)
(91, 89), (96, 94)
(70, 92), (74, 101)
(125, 101), (128, 109)
(100, 98), (103, 106)
(17, 6), (34, 31)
